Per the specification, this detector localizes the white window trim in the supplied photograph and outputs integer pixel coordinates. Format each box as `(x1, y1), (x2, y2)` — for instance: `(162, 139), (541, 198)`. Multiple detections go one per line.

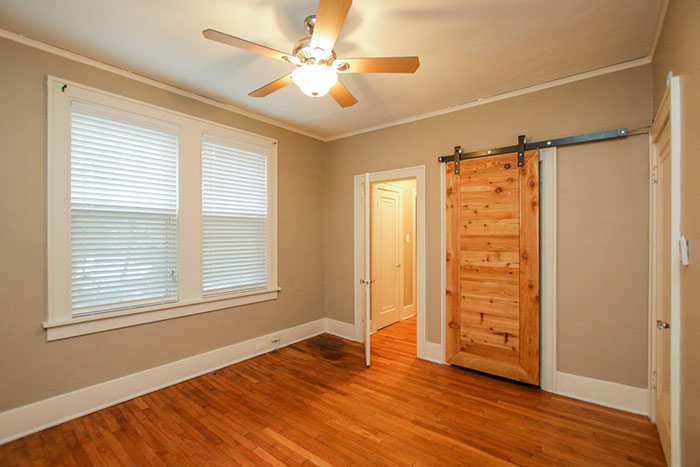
(46, 76), (279, 341)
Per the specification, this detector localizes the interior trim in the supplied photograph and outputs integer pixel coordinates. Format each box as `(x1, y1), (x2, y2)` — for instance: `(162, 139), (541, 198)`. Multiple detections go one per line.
(325, 318), (357, 341)
(0, 28), (651, 143)
(325, 57), (651, 142)
(0, 28), (326, 142)
(556, 371), (648, 416)
(44, 289), (281, 341)
(539, 148), (558, 392)
(424, 342), (445, 365)
(353, 166), (427, 360)
(1, 317), (355, 445)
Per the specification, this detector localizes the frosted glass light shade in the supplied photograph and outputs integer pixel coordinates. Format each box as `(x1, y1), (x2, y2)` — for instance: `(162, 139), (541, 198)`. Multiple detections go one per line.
(291, 64), (338, 98)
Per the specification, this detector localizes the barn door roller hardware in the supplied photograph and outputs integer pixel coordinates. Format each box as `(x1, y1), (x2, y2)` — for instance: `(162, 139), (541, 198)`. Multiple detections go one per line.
(517, 134), (526, 167)
(438, 128), (632, 174)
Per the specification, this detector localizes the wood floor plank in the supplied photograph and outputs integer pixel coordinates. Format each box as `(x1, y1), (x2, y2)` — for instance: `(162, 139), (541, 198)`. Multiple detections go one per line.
(0, 318), (665, 466)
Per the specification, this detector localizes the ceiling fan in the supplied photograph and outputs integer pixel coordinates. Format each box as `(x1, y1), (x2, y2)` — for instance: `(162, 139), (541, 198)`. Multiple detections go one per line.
(202, 0), (420, 108)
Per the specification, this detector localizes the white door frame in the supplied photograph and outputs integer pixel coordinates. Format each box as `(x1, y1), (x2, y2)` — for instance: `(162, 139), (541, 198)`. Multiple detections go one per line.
(364, 173), (371, 366)
(539, 148), (558, 391)
(649, 73), (682, 466)
(353, 166), (427, 359)
(439, 149), (558, 389)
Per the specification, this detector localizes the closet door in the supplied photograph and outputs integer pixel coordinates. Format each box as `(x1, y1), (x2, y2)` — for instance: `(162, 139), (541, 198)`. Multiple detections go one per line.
(371, 184), (403, 331)
(445, 150), (540, 385)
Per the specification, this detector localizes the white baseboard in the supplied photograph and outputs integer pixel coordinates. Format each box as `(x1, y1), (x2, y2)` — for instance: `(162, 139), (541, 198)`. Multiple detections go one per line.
(555, 371), (648, 415)
(0, 318), (327, 445)
(0, 325), (649, 447)
(424, 341), (445, 364)
(324, 318), (357, 341)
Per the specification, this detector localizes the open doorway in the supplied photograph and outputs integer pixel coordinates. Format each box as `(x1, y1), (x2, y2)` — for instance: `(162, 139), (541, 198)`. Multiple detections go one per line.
(353, 166), (427, 365)
(370, 179), (417, 337)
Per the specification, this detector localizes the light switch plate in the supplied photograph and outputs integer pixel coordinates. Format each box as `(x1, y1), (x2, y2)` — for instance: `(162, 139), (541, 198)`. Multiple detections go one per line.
(680, 236), (689, 266)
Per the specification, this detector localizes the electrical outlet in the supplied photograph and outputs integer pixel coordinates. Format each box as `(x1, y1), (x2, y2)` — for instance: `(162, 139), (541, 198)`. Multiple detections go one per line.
(255, 342), (265, 351)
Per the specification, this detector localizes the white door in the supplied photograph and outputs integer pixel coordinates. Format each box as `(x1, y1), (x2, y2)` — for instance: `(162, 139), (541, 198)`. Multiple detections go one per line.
(654, 124), (672, 464)
(371, 184), (403, 331)
(650, 75), (681, 466)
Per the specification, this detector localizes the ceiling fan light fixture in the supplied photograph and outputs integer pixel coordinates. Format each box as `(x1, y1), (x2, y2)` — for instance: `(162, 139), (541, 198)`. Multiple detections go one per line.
(291, 64), (338, 97)
(203, 0), (419, 107)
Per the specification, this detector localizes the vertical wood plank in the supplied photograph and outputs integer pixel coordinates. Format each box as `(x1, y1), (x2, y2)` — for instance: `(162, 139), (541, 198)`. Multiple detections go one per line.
(446, 151), (540, 385)
(445, 163), (461, 362)
(519, 150), (541, 384)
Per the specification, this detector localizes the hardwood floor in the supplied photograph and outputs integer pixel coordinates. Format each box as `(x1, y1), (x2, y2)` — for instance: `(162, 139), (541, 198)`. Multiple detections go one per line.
(0, 317), (665, 466)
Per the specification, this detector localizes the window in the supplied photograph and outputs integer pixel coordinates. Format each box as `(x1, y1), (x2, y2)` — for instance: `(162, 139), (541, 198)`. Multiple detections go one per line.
(47, 77), (278, 340)
(70, 103), (179, 314)
(202, 137), (269, 295)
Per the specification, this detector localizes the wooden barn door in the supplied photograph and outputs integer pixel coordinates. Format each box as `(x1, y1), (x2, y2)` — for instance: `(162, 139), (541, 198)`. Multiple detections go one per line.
(445, 150), (540, 385)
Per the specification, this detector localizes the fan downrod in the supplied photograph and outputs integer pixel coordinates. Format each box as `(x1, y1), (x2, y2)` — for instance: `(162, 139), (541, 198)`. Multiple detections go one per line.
(303, 15), (316, 34)
(292, 15), (336, 65)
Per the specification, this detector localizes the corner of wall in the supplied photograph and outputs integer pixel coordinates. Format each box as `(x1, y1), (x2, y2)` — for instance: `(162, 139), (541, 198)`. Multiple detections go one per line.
(321, 139), (330, 319)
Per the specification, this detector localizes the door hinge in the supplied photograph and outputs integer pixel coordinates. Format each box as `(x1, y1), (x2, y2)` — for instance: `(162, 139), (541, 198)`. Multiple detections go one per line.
(651, 370), (657, 389)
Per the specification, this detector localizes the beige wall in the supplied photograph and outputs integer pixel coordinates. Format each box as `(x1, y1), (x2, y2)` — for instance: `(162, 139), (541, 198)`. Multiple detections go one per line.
(0, 32), (659, 415)
(557, 136), (649, 386)
(325, 65), (653, 387)
(0, 37), (326, 412)
(652, 0), (700, 463)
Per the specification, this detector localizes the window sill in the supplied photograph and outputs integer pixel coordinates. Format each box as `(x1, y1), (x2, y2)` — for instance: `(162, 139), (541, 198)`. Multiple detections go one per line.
(43, 287), (281, 341)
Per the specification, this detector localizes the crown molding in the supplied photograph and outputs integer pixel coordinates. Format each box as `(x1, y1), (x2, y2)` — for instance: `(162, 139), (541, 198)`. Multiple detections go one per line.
(1, 27), (654, 143)
(0, 28), (326, 142)
(324, 56), (652, 142)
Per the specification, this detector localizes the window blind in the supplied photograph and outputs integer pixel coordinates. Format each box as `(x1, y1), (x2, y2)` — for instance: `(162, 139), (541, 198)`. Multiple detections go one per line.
(70, 103), (179, 315)
(201, 138), (268, 295)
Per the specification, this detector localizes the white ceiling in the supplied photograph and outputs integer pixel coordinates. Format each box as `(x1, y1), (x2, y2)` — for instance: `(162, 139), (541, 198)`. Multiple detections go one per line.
(0, 0), (664, 139)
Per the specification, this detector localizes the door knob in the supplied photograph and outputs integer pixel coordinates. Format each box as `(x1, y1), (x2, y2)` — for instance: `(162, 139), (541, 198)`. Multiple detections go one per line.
(395, 263), (401, 268)
(656, 320), (670, 330)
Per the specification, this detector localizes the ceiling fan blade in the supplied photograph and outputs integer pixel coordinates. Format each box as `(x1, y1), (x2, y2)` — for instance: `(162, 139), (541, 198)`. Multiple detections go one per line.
(310, 0), (352, 57)
(329, 81), (358, 108)
(203, 29), (291, 62)
(249, 74), (294, 97)
(336, 57), (420, 73)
